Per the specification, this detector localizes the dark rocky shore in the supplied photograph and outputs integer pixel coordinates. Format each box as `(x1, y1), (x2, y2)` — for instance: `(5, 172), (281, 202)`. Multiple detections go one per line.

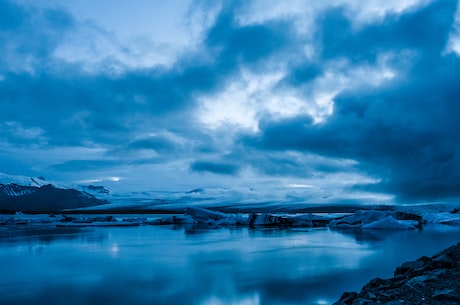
(334, 242), (460, 305)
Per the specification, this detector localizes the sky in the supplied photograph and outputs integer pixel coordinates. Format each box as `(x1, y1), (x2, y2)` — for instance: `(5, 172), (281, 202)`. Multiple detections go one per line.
(1, 0), (460, 205)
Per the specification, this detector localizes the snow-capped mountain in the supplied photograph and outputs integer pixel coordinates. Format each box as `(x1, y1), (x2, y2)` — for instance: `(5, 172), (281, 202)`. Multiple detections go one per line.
(0, 173), (48, 188)
(0, 173), (109, 212)
(0, 183), (37, 197)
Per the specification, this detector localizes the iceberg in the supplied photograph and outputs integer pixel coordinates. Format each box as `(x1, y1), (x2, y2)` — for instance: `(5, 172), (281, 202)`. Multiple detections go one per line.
(146, 215), (194, 225)
(248, 213), (329, 227)
(361, 216), (419, 230)
(185, 206), (228, 222)
(422, 212), (460, 226)
(55, 215), (141, 227)
(184, 207), (332, 227)
(0, 206), (437, 232)
(329, 210), (419, 230)
(329, 210), (388, 228)
(185, 207), (248, 226)
(55, 221), (140, 227)
(249, 213), (294, 226)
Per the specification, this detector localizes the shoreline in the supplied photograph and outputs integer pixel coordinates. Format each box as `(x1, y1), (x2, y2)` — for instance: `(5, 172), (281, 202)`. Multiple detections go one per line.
(334, 242), (460, 304)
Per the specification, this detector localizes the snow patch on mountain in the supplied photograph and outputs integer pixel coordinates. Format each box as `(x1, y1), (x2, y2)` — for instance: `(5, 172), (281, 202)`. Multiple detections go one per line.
(0, 173), (67, 189)
(0, 173), (114, 200)
(0, 172), (110, 212)
(0, 183), (37, 197)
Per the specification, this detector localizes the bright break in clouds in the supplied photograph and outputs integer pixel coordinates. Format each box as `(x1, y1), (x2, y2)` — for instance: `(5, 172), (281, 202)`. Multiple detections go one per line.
(1, 0), (460, 204)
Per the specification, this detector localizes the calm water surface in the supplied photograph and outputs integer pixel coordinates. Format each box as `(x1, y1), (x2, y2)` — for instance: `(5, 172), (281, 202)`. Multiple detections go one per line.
(1, 220), (460, 305)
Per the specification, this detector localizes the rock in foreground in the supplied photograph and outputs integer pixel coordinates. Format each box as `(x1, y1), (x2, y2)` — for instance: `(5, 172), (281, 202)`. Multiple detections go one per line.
(334, 242), (460, 305)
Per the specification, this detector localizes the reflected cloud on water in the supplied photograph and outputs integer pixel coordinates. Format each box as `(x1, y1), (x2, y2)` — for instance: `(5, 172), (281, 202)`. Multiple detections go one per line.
(1, 224), (460, 305)
(0, 225), (107, 245)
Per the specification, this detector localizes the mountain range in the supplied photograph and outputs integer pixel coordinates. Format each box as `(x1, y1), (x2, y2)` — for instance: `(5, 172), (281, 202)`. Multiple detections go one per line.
(0, 174), (109, 213)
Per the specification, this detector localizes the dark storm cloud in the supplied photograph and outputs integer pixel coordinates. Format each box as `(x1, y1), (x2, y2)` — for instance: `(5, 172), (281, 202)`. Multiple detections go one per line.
(243, 0), (460, 201)
(205, 4), (294, 67)
(190, 161), (239, 175)
(0, 0), (294, 149)
(2, 0), (460, 203)
(316, 0), (454, 62)
(223, 144), (358, 178)
(281, 63), (323, 87)
(0, 0), (74, 69)
(0, 65), (225, 145)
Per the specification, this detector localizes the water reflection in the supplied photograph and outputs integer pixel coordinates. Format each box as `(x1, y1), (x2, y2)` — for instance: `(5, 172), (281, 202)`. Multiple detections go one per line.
(331, 227), (407, 243)
(0, 225), (106, 245)
(0, 225), (460, 305)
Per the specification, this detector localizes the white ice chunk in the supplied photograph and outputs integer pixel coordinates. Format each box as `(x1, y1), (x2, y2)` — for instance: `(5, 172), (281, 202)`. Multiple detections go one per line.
(248, 213), (329, 227)
(249, 213), (294, 226)
(361, 216), (418, 230)
(329, 210), (389, 228)
(185, 207), (228, 222)
(422, 212), (460, 226)
(147, 215), (195, 225)
(185, 207), (248, 226)
(329, 210), (418, 230)
(290, 214), (314, 227)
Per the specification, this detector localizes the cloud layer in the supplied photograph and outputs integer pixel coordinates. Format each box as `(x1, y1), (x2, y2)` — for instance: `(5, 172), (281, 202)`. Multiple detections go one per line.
(1, 0), (460, 203)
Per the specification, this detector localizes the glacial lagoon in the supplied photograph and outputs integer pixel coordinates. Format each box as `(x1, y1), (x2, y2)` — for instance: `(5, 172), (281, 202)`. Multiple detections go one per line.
(1, 218), (460, 305)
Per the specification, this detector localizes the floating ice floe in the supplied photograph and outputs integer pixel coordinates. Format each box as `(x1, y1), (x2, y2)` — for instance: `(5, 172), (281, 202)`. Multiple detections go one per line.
(0, 207), (436, 231)
(361, 216), (419, 230)
(422, 212), (460, 226)
(184, 207), (332, 227)
(146, 215), (194, 225)
(185, 207), (248, 226)
(0, 213), (59, 225)
(329, 210), (419, 230)
(249, 213), (292, 226)
(248, 213), (331, 227)
(55, 215), (141, 227)
(55, 221), (140, 227)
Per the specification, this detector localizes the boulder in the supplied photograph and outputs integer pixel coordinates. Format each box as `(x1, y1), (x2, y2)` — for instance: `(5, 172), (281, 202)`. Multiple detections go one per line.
(334, 242), (460, 304)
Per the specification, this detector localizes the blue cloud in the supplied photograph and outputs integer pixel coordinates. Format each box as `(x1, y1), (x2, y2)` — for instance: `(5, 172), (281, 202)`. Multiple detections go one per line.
(240, 0), (460, 201)
(190, 161), (240, 175)
(317, 0), (456, 62)
(282, 63), (323, 87)
(0, 0), (24, 29)
(0, 0), (74, 70)
(206, 8), (294, 66)
(1, 0), (460, 203)
(0, 0), (295, 148)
